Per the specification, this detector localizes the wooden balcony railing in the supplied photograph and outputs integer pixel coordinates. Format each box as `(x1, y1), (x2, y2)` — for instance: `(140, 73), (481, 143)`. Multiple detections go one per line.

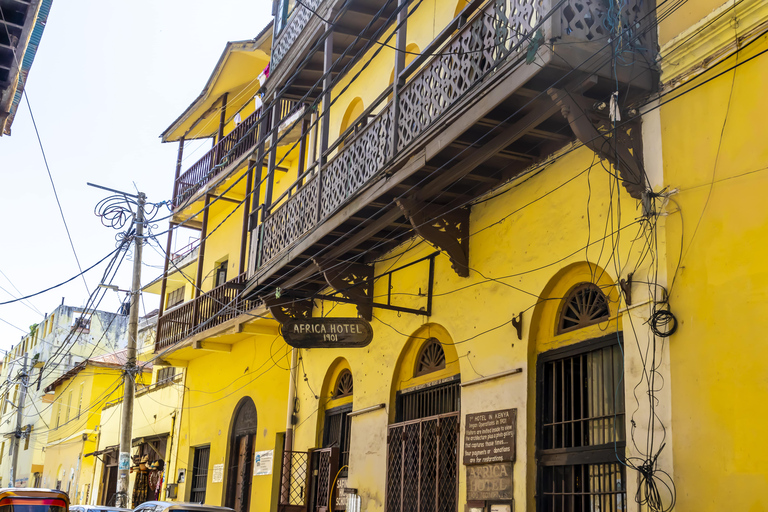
(271, 0), (322, 71)
(155, 273), (260, 351)
(255, 0), (655, 269)
(173, 107), (264, 208)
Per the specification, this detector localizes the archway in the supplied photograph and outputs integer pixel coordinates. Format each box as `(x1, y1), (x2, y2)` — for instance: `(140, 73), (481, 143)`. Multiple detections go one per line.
(526, 262), (624, 512)
(225, 397), (258, 512)
(386, 324), (461, 512)
(339, 98), (365, 140)
(310, 359), (354, 512)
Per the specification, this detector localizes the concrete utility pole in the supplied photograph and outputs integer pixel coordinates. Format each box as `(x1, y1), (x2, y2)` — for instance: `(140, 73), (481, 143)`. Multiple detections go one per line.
(9, 353), (28, 487)
(116, 191), (145, 508)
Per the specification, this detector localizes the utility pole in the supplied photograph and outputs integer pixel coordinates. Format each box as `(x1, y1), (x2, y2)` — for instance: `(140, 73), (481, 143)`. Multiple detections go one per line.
(9, 353), (28, 487)
(115, 191), (145, 508)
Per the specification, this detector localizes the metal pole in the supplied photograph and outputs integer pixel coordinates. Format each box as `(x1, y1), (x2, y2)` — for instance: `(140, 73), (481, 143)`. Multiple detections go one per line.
(281, 348), (299, 504)
(9, 353), (28, 487)
(116, 192), (145, 507)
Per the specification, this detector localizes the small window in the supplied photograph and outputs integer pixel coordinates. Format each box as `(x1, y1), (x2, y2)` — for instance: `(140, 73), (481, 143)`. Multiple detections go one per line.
(24, 425), (32, 450)
(333, 369), (353, 398)
(414, 338), (446, 377)
(215, 260), (228, 287)
(167, 286), (185, 308)
(558, 283), (610, 334)
(157, 367), (176, 384)
(73, 315), (91, 332)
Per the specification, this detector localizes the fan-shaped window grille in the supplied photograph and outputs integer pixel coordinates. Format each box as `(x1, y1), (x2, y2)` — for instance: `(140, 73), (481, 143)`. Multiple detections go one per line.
(558, 283), (610, 333)
(333, 369), (353, 398)
(414, 338), (446, 377)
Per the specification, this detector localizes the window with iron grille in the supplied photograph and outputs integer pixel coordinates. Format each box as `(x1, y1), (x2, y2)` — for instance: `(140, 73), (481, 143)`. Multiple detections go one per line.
(536, 335), (626, 511)
(414, 338), (446, 377)
(167, 286), (185, 308)
(323, 404), (352, 472)
(191, 445), (210, 503)
(387, 377), (460, 512)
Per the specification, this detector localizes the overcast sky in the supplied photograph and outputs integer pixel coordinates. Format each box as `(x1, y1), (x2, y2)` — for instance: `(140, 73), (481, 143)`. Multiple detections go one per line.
(0, 0), (273, 350)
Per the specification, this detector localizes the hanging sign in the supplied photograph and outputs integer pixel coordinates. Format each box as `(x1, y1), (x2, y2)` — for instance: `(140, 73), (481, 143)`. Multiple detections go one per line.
(280, 318), (373, 348)
(463, 408), (517, 465)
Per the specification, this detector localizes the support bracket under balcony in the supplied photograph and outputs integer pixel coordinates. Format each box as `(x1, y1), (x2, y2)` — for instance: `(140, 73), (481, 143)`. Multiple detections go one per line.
(263, 295), (314, 324)
(547, 88), (647, 200)
(396, 198), (470, 277)
(313, 259), (374, 321)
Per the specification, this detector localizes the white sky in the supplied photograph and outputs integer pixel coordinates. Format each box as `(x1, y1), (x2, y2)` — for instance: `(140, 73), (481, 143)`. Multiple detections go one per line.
(0, 0), (273, 349)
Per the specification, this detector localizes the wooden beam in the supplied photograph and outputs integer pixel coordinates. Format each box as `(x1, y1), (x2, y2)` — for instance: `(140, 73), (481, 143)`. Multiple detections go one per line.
(237, 322), (280, 336)
(193, 340), (232, 352)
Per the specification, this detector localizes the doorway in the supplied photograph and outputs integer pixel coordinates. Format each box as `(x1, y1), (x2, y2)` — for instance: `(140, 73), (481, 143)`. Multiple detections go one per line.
(225, 397), (258, 512)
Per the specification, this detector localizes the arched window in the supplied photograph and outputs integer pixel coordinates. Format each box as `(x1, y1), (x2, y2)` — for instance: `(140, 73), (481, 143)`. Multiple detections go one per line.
(414, 337), (446, 377)
(558, 283), (610, 334)
(339, 97), (364, 139)
(333, 369), (354, 398)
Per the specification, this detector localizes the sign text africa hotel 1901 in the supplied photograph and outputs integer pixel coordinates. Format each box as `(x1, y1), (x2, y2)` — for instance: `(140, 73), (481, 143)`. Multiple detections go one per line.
(280, 318), (373, 348)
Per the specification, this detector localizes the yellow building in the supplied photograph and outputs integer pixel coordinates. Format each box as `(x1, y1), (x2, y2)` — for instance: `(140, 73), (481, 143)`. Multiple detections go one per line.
(88, 362), (184, 507)
(151, 0), (768, 511)
(42, 351), (151, 504)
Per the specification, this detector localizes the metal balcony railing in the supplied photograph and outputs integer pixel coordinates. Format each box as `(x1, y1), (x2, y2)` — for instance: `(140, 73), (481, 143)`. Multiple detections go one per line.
(155, 273), (260, 351)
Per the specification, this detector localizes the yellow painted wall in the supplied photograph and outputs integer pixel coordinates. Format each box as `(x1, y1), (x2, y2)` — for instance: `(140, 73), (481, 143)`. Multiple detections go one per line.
(43, 368), (127, 503)
(173, 335), (291, 511)
(660, 28), (768, 510)
(91, 371), (184, 506)
(291, 141), (657, 512)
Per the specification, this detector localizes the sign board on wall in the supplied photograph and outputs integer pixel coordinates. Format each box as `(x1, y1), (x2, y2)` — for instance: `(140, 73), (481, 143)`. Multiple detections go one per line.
(212, 464), (224, 483)
(280, 318), (373, 348)
(466, 462), (514, 501)
(253, 450), (273, 476)
(463, 408), (517, 465)
(334, 478), (349, 510)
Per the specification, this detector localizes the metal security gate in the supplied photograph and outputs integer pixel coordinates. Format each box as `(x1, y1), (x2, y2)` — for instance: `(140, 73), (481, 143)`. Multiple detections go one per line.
(386, 413), (459, 512)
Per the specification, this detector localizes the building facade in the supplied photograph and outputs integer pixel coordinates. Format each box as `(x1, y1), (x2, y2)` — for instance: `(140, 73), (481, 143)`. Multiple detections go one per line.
(0, 304), (128, 489)
(150, 1), (768, 512)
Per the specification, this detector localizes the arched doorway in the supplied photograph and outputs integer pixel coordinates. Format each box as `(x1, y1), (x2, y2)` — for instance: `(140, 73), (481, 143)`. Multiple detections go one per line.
(386, 324), (461, 512)
(225, 397), (258, 512)
(308, 360), (354, 512)
(527, 263), (626, 512)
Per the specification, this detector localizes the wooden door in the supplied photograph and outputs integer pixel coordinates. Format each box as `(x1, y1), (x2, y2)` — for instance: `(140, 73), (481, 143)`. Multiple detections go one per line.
(234, 435), (252, 512)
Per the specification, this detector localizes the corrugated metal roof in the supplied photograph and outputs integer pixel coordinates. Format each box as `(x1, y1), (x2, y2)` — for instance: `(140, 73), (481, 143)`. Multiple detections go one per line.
(3, 0), (52, 135)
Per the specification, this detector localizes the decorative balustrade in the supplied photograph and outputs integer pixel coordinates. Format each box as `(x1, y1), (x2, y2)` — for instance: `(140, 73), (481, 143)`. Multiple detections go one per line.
(174, 107), (263, 208)
(257, 0), (545, 268)
(155, 273), (260, 351)
(271, 0), (323, 71)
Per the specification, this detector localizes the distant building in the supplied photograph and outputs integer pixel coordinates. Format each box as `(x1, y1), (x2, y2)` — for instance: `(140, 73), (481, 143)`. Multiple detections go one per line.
(0, 304), (128, 488)
(0, 0), (52, 136)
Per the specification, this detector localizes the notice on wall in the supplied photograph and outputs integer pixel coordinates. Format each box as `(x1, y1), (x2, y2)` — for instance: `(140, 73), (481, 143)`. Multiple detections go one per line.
(463, 408), (517, 465)
(212, 463), (224, 483)
(466, 462), (514, 501)
(253, 450), (274, 476)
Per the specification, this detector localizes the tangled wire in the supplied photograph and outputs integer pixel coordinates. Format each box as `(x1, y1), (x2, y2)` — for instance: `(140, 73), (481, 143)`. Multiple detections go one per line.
(95, 194), (168, 246)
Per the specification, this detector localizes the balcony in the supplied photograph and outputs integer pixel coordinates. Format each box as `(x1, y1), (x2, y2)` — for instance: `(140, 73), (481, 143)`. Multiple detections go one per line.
(155, 273), (260, 351)
(247, 0), (657, 294)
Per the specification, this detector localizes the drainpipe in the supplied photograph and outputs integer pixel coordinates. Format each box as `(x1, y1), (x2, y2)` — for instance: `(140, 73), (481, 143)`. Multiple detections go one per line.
(281, 348), (298, 503)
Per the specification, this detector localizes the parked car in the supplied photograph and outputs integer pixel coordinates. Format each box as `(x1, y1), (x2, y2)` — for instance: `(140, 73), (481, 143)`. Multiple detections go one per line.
(133, 503), (234, 512)
(70, 506), (131, 512)
(0, 489), (69, 512)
